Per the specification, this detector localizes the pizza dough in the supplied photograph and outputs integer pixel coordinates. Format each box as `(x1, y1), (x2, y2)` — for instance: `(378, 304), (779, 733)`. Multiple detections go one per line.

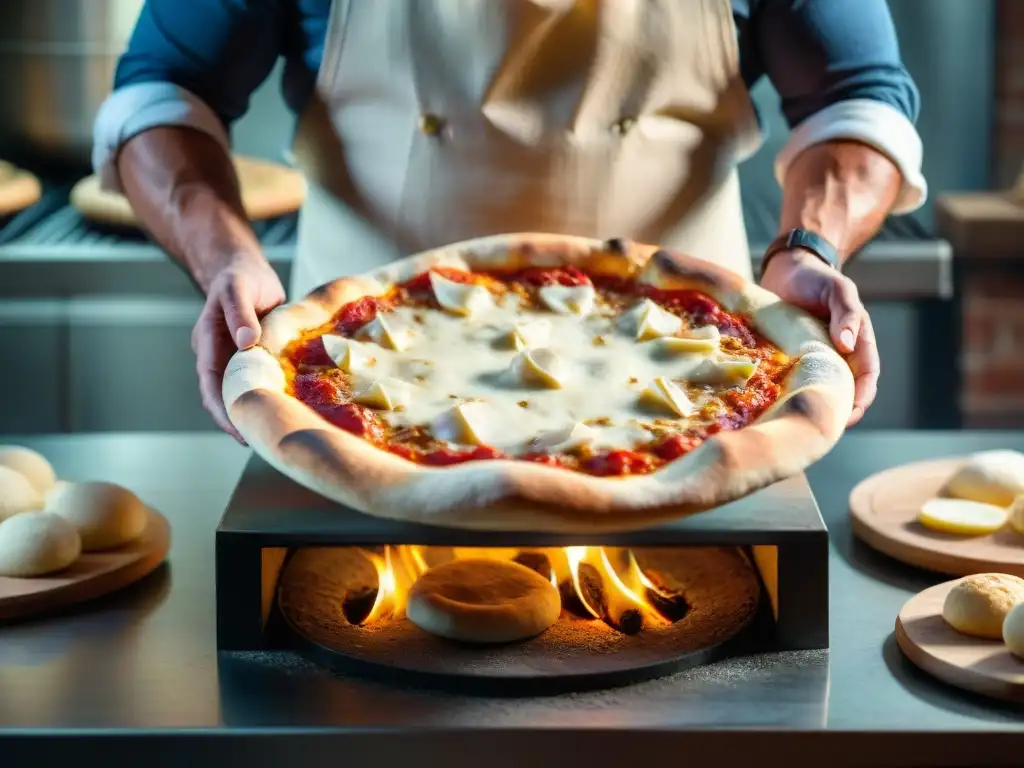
(45, 481), (148, 551)
(0, 445), (56, 496)
(0, 466), (41, 521)
(941, 573), (1024, 639)
(70, 155), (307, 227)
(942, 450), (1024, 508)
(0, 511), (81, 577)
(0, 160), (42, 216)
(1002, 601), (1024, 659)
(1008, 495), (1024, 535)
(222, 233), (855, 532)
(406, 558), (561, 643)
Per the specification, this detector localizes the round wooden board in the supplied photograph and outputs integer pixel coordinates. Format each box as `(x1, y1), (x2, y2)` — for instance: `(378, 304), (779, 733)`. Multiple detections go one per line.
(849, 457), (1024, 577)
(896, 579), (1024, 703)
(0, 508), (171, 622)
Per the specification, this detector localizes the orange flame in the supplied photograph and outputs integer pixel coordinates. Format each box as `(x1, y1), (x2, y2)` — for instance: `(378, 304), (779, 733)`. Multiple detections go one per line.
(349, 544), (676, 631)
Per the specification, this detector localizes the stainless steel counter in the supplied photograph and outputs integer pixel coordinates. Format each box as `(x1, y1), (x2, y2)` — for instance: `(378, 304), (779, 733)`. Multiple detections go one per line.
(1, 431), (1022, 766)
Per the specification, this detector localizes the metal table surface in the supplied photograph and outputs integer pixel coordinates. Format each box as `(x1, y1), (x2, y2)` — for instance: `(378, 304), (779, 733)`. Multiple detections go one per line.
(1, 431), (1023, 766)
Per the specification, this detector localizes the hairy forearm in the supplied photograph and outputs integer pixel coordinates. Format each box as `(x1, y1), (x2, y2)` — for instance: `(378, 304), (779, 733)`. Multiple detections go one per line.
(115, 126), (262, 293)
(778, 140), (902, 266)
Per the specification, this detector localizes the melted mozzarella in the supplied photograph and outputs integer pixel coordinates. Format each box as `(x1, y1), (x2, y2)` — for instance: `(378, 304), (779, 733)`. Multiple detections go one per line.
(352, 377), (415, 411)
(689, 356), (759, 387)
(430, 272), (494, 316)
(621, 299), (683, 341)
(639, 377), (697, 417)
(356, 313), (414, 351)
(657, 325), (721, 355)
(508, 348), (569, 389)
(510, 318), (552, 350)
(329, 296), (759, 454)
(322, 335), (378, 374)
(530, 422), (596, 453)
(538, 284), (596, 316)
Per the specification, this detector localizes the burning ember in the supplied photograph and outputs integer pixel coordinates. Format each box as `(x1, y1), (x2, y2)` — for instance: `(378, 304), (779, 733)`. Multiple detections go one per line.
(342, 545), (688, 635)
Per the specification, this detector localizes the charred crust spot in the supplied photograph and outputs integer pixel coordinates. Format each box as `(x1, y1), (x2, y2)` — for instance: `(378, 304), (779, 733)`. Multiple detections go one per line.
(605, 237), (628, 254)
(782, 390), (815, 418)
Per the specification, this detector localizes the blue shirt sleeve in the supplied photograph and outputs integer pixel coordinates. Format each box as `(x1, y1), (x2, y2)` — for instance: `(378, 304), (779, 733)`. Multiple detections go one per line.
(113, 0), (285, 127)
(741, 0), (921, 127)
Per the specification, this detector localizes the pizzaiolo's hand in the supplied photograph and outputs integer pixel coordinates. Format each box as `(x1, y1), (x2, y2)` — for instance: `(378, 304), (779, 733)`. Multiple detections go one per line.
(759, 249), (878, 427)
(191, 253), (286, 444)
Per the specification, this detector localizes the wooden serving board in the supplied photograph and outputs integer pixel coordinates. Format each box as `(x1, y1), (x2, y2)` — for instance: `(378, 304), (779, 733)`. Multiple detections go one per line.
(896, 579), (1024, 703)
(0, 508), (171, 621)
(849, 457), (1024, 577)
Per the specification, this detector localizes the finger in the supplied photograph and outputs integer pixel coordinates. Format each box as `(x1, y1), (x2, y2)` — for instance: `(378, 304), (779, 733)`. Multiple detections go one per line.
(847, 312), (880, 427)
(194, 307), (249, 444)
(219, 273), (262, 349)
(827, 278), (863, 354)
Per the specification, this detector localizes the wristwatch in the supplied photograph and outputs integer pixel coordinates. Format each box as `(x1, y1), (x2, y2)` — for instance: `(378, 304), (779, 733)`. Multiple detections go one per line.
(760, 229), (841, 280)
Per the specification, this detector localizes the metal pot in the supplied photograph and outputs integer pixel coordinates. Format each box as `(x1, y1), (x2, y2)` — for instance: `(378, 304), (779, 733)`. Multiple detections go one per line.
(0, 0), (143, 169)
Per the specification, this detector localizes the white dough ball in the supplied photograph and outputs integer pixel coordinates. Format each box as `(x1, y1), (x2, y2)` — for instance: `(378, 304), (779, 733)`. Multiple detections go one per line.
(0, 511), (81, 577)
(1003, 602), (1024, 659)
(943, 450), (1024, 507)
(0, 445), (56, 495)
(0, 465), (41, 521)
(942, 573), (1024, 639)
(45, 481), (148, 551)
(45, 479), (70, 506)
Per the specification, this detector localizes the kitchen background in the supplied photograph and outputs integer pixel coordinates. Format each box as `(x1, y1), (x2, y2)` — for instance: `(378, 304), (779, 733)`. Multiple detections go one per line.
(0, 0), (1012, 434)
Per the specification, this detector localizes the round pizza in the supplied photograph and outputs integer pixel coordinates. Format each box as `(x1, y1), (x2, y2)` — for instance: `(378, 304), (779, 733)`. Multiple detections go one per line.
(223, 234), (854, 531)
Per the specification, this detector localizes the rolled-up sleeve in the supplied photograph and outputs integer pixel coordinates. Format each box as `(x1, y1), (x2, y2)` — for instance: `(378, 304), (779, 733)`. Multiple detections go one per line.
(753, 0), (926, 213)
(93, 0), (283, 192)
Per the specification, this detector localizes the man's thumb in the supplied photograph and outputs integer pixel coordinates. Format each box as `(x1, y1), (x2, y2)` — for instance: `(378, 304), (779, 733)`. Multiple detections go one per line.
(219, 274), (262, 350)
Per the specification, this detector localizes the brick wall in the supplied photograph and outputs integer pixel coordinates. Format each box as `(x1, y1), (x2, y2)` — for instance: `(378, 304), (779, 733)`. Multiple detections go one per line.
(994, 0), (1024, 188)
(956, 1), (1024, 428)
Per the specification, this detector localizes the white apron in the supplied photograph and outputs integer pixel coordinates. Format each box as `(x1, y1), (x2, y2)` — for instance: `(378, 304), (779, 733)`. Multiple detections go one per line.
(289, 0), (762, 299)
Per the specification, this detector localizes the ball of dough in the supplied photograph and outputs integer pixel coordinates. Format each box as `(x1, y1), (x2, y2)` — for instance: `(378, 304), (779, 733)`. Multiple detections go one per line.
(45, 481), (148, 551)
(1002, 601), (1024, 659)
(1009, 494), (1024, 536)
(407, 558), (561, 644)
(0, 445), (56, 496)
(943, 450), (1024, 507)
(0, 511), (81, 577)
(0, 465), (41, 521)
(942, 573), (1024, 639)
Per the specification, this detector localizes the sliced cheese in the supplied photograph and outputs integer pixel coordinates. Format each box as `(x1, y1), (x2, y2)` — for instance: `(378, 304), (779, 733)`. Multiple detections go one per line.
(510, 318), (552, 350)
(509, 347), (569, 389)
(356, 312), (415, 351)
(431, 401), (503, 446)
(321, 335), (377, 374)
(918, 497), (1009, 536)
(352, 377), (415, 411)
(531, 422), (597, 454)
(538, 284), (596, 317)
(689, 356), (759, 388)
(639, 377), (696, 417)
(429, 272), (494, 316)
(658, 325), (721, 354)
(620, 299), (683, 341)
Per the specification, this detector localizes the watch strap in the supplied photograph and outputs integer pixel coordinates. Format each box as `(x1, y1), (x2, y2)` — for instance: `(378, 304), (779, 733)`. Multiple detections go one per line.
(760, 229), (841, 279)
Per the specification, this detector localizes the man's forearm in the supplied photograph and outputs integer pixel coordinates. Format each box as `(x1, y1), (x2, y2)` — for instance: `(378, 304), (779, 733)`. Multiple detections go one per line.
(116, 126), (263, 293)
(778, 140), (903, 266)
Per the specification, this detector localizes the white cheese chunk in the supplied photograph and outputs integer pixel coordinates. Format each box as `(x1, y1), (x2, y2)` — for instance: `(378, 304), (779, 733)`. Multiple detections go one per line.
(508, 347), (569, 389)
(538, 284), (596, 317)
(352, 377), (415, 411)
(510, 318), (552, 350)
(429, 271), (494, 316)
(620, 299), (683, 341)
(657, 325), (721, 354)
(639, 377), (697, 417)
(688, 356), (759, 388)
(356, 312), (415, 351)
(321, 335), (378, 374)
(431, 401), (502, 446)
(530, 422), (597, 454)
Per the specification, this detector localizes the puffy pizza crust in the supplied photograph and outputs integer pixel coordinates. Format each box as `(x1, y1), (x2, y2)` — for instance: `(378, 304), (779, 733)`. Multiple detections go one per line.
(223, 234), (854, 532)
